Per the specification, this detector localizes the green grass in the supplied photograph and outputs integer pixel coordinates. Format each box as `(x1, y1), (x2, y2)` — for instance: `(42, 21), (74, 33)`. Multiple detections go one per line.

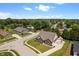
(27, 39), (51, 53)
(0, 37), (16, 44)
(21, 32), (32, 36)
(0, 50), (20, 56)
(0, 52), (14, 56)
(49, 40), (71, 56)
(24, 43), (39, 54)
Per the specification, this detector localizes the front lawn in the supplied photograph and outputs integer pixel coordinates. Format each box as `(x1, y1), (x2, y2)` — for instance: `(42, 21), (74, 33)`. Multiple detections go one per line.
(0, 50), (20, 56)
(0, 37), (16, 44)
(0, 51), (14, 56)
(21, 32), (32, 37)
(49, 40), (71, 56)
(26, 39), (52, 53)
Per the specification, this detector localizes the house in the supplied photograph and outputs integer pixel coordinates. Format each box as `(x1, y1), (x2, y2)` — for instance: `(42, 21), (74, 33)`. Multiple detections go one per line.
(13, 27), (29, 34)
(36, 30), (63, 46)
(73, 42), (79, 56)
(27, 25), (34, 31)
(16, 24), (23, 27)
(0, 29), (9, 38)
(58, 28), (64, 34)
(51, 24), (58, 29)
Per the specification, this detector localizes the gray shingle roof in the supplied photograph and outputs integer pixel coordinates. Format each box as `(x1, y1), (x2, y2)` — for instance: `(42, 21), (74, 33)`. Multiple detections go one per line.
(73, 42), (79, 52)
(14, 27), (29, 33)
(38, 31), (57, 42)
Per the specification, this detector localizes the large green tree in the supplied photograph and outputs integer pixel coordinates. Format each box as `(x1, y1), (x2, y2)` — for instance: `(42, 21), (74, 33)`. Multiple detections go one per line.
(62, 24), (79, 41)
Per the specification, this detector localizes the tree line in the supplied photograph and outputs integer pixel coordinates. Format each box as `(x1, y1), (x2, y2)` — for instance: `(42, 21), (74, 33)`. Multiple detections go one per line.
(0, 18), (79, 41)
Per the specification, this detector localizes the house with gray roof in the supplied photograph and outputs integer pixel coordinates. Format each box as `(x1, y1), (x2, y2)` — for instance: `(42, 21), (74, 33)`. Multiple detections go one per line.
(73, 42), (79, 56)
(36, 30), (63, 46)
(14, 27), (29, 34)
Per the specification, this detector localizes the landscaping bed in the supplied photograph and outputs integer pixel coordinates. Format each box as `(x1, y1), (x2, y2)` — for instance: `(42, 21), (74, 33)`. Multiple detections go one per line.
(26, 39), (51, 53)
(0, 52), (14, 56)
(49, 40), (71, 56)
(0, 50), (20, 56)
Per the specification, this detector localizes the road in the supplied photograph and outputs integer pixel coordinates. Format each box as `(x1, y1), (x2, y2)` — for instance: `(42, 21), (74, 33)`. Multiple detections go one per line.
(0, 32), (39, 56)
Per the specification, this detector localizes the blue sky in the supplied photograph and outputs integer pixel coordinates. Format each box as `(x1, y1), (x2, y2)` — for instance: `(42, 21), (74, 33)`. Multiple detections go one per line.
(0, 3), (79, 19)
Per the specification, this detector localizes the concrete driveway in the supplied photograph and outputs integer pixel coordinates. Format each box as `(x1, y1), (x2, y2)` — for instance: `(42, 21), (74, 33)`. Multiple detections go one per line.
(0, 32), (39, 56)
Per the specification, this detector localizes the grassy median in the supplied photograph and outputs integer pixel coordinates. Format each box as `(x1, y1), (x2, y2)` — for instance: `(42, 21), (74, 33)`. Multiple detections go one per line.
(0, 50), (20, 56)
(26, 39), (51, 53)
(0, 51), (14, 56)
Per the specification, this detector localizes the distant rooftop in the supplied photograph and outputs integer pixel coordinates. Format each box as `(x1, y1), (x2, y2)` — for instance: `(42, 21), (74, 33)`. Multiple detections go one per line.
(0, 29), (9, 37)
(14, 27), (29, 33)
(73, 42), (79, 52)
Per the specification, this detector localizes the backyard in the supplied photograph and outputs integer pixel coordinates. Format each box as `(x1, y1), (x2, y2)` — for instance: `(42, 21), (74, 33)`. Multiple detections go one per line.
(25, 39), (52, 53)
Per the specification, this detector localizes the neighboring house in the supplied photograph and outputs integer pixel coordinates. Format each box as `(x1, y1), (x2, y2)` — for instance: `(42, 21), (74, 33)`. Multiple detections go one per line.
(13, 27), (29, 34)
(67, 28), (72, 31)
(58, 28), (64, 34)
(73, 42), (79, 56)
(16, 24), (23, 27)
(27, 25), (34, 31)
(27, 25), (34, 29)
(0, 29), (9, 38)
(36, 30), (63, 46)
(51, 24), (58, 29)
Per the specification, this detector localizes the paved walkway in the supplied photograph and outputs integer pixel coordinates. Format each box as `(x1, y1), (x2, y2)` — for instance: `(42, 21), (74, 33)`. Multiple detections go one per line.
(38, 41), (65, 56)
(0, 32), (39, 56)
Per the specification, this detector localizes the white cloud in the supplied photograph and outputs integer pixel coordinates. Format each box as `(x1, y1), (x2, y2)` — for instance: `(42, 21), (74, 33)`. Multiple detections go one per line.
(24, 15), (50, 19)
(0, 12), (12, 19)
(24, 7), (32, 11)
(55, 3), (64, 5)
(51, 6), (55, 8)
(0, 12), (65, 19)
(35, 5), (49, 11)
(32, 15), (50, 19)
(51, 14), (64, 19)
(0, 12), (24, 19)
(35, 5), (55, 12)
(24, 14), (64, 19)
